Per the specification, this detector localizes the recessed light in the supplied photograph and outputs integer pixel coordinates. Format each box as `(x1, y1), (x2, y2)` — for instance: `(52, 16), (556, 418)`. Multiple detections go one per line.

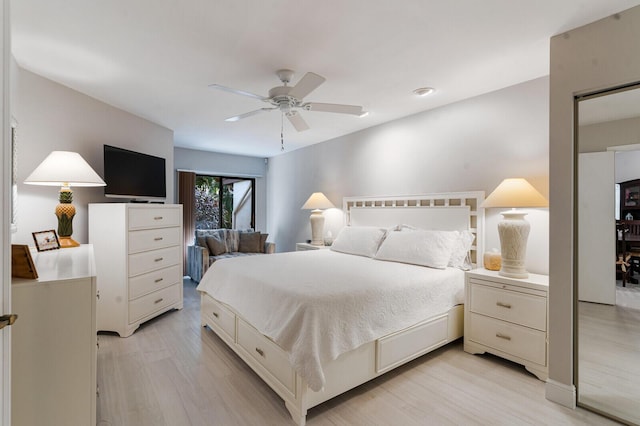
(413, 87), (435, 97)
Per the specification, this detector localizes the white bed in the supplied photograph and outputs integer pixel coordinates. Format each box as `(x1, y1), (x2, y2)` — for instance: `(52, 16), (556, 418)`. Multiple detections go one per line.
(197, 192), (484, 425)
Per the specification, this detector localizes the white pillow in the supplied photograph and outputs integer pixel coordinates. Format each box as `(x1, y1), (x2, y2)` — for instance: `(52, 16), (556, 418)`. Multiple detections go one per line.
(330, 226), (388, 258)
(374, 229), (458, 269)
(449, 230), (475, 269)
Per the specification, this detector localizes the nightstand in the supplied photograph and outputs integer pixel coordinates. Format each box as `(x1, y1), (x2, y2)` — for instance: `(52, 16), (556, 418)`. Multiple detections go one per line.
(464, 268), (549, 381)
(296, 242), (330, 251)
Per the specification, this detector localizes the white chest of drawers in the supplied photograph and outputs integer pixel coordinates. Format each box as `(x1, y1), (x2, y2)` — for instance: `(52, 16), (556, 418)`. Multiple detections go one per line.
(89, 203), (183, 337)
(464, 268), (549, 381)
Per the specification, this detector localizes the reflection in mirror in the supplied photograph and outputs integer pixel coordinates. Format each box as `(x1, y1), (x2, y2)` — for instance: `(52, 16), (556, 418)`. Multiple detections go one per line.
(577, 84), (640, 425)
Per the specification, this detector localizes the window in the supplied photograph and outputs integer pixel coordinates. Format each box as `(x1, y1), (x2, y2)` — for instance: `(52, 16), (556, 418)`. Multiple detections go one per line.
(195, 175), (255, 230)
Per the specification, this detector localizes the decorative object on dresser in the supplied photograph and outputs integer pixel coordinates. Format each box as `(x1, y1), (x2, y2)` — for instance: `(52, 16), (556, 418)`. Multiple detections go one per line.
(89, 203), (183, 337)
(481, 178), (548, 279)
(186, 229), (275, 283)
(24, 151), (106, 248)
(11, 244), (38, 279)
(301, 192), (335, 246)
(464, 268), (549, 381)
(12, 244), (97, 426)
(32, 229), (61, 251)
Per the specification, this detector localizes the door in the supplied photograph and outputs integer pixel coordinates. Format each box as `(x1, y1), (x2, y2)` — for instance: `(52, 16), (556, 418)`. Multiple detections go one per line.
(578, 151), (616, 304)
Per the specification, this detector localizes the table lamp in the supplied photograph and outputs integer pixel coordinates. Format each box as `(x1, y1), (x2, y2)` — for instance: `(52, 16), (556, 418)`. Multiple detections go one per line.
(481, 178), (548, 278)
(25, 151), (106, 248)
(301, 192), (335, 246)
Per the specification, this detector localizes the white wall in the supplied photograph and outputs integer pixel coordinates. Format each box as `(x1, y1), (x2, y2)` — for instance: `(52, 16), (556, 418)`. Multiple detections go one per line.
(173, 147), (267, 233)
(616, 149), (640, 183)
(11, 67), (174, 246)
(267, 77), (550, 274)
(549, 4), (640, 407)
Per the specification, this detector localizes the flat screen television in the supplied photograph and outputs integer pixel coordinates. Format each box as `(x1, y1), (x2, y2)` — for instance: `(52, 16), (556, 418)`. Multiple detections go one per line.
(103, 144), (166, 201)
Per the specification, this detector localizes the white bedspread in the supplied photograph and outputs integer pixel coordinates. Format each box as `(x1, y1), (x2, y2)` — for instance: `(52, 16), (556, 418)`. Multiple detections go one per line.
(196, 249), (464, 391)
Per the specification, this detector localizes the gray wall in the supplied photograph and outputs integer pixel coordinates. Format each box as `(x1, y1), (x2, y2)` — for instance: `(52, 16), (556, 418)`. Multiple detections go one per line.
(579, 116), (640, 153)
(12, 67), (174, 246)
(267, 77), (550, 274)
(548, 4), (640, 407)
(173, 147), (267, 233)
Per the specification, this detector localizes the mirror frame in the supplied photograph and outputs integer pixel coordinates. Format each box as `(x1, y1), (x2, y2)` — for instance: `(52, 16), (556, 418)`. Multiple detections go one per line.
(573, 81), (640, 425)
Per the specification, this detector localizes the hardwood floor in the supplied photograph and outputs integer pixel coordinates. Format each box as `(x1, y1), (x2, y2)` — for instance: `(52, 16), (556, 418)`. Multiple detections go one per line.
(97, 279), (616, 426)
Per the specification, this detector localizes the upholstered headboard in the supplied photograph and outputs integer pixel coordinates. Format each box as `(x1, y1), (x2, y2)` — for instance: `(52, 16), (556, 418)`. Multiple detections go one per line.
(343, 192), (485, 266)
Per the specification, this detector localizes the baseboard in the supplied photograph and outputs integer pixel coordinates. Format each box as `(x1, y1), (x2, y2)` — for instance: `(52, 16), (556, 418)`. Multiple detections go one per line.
(545, 379), (576, 409)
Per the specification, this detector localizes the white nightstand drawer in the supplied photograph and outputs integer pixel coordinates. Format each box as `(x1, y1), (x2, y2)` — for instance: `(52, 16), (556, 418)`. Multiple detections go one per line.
(129, 264), (181, 300)
(128, 226), (181, 254)
(469, 282), (547, 331)
(468, 312), (546, 365)
(129, 283), (181, 323)
(128, 245), (181, 277)
(128, 207), (181, 230)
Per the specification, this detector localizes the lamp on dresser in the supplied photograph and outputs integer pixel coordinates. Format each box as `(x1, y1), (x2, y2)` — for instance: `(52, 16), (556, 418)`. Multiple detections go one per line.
(481, 178), (548, 279)
(24, 151), (105, 248)
(301, 192), (335, 246)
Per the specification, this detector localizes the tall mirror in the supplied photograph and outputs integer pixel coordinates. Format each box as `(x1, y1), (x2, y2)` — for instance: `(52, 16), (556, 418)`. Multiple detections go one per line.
(576, 84), (640, 425)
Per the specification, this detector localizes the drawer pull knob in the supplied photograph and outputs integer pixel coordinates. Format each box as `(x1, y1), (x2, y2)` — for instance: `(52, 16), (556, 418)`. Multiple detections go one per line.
(154, 278), (163, 283)
(154, 237), (163, 241)
(212, 312), (219, 318)
(496, 333), (511, 341)
(155, 257), (164, 262)
(154, 298), (164, 304)
(255, 347), (265, 357)
(154, 216), (163, 220)
(496, 302), (512, 309)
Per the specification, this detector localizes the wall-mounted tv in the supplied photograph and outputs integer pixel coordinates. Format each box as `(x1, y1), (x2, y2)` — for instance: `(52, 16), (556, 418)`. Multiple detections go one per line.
(103, 144), (166, 201)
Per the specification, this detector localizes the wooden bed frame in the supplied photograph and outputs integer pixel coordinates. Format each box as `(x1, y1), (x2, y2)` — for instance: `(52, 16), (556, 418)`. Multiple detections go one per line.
(200, 192), (485, 425)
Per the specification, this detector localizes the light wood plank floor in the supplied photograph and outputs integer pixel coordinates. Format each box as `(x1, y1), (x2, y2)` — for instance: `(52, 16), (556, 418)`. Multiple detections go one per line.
(96, 279), (616, 426)
(578, 301), (640, 425)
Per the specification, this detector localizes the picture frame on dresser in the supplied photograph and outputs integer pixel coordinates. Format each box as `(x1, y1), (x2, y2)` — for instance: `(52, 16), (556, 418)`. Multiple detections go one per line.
(32, 229), (61, 252)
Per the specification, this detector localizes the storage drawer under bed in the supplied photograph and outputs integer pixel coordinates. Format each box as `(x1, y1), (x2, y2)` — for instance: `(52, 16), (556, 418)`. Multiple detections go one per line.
(201, 295), (236, 342)
(237, 318), (296, 395)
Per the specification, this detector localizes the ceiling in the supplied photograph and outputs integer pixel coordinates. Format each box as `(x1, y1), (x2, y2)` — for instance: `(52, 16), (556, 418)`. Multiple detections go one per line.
(11, 1), (640, 158)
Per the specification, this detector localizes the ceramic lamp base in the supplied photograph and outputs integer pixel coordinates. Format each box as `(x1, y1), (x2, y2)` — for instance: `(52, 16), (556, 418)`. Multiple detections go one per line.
(309, 209), (325, 246)
(498, 210), (530, 279)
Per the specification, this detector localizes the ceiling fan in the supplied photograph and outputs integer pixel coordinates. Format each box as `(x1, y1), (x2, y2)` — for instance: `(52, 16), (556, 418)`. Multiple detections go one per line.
(209, 69), (365, 132)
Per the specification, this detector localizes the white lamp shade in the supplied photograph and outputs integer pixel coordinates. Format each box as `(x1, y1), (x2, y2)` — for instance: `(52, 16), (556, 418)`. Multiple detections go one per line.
(24, 151), (105, 187)
(481, 178), (548, 208)
(301, 192), (335, 210)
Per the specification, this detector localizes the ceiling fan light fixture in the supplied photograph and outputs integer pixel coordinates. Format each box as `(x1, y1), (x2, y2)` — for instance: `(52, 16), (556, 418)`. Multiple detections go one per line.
(413, 87), (435, 97)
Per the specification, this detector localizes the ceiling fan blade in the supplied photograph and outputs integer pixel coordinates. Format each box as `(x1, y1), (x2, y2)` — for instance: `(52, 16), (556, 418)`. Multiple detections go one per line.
(288, 72), (326, 100)
(225, 108), (275, 122)
(304, 102), (364, 116)
(286, 111), (310, 132)
(209, 84), (267, 101)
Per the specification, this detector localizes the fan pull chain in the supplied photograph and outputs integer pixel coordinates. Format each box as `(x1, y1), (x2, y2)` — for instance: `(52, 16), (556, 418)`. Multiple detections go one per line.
(280, 112), (285, 151)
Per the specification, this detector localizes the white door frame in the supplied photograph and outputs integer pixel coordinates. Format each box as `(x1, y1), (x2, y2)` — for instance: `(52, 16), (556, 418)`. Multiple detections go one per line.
(1, 1), (11, 424)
